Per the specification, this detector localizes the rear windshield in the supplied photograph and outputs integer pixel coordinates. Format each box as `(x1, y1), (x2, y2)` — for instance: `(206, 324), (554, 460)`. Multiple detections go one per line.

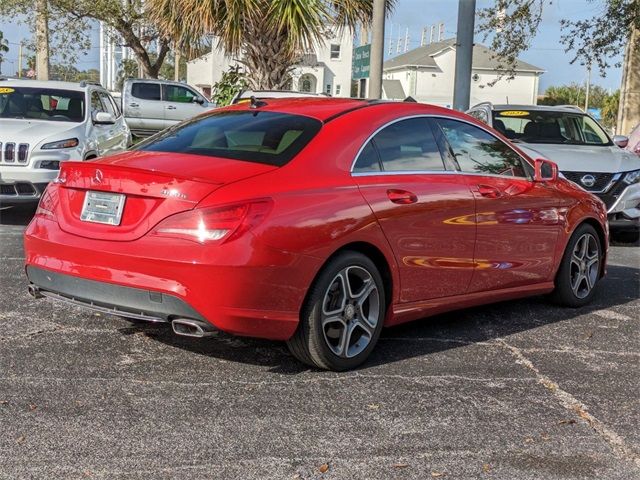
(137, 110), (322, 166)
(492, 109), (612, 146)
(0, 86), (85, 122)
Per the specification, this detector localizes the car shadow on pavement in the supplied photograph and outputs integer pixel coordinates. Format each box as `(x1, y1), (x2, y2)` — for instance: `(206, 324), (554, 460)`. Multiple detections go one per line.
(123, 263), (638, 374)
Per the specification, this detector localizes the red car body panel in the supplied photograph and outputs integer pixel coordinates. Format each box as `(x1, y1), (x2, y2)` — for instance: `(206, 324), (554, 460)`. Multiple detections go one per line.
(24, 99), (609, 341)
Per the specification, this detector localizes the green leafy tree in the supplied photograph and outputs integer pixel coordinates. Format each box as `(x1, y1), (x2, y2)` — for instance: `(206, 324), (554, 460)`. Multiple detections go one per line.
(0, 31), (9, 75)
(212, 65), (247, 106)
(539, 83), (610, 109)
(601, 89), (620, 129)
(147, 0), (396, 90)
(116, 58), (139, 91)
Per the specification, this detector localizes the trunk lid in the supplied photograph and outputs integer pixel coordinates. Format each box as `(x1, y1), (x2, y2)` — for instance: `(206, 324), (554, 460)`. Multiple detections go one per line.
(55, 151), (277, 241)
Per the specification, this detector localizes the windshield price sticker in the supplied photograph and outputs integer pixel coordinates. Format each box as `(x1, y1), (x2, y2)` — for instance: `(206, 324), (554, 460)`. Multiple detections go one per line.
(0, 87), (15, 94)
(499, 110), (530, 117)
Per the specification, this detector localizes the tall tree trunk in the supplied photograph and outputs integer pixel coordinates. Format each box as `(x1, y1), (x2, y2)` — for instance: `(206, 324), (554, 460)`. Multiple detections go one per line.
(35, 0), (50, 80)
(617, 26), (639, 135)
(240, 24), (297, 90)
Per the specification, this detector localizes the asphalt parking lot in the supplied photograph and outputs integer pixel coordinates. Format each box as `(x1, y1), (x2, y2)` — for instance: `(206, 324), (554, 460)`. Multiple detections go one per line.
(1, 205), (638, 480)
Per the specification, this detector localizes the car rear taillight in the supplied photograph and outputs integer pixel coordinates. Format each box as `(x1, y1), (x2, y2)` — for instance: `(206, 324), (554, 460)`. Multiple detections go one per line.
(35, 187), (57, 219)
(150, 199), (273, 244)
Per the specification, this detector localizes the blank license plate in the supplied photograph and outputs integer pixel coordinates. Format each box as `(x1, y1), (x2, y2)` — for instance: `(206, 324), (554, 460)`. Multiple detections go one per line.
(80, 191), (126, 225)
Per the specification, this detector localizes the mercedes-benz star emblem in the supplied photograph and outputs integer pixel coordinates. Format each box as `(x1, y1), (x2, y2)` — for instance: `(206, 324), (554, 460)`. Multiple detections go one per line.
(580, 174), (596, 188)
(93, 169), (104, 184)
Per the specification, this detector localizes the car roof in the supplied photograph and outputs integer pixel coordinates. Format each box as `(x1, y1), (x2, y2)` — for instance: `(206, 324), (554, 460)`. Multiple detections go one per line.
(490, 104), (586, 114)
(124, 78), (188, 87)
(222, 97), (463, 122)
(0, 78), (94, 92)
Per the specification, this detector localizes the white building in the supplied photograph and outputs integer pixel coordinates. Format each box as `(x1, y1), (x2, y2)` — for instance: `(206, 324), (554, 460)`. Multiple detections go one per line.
(187, 29), (354, 98)
(99, 24), (133, 91)
(382, 39), (544, 106)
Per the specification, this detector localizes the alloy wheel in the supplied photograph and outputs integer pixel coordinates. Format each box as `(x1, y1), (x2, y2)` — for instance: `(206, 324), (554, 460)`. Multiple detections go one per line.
(321, 266), (381, 358)
(569, 233), (600, 299)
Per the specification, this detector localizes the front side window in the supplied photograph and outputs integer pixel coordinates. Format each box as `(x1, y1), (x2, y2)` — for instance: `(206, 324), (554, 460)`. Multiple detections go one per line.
(437, 118), (529, 178)
(0, 87), (85, 122)
(131, 82), (161, 101)
(492, 110), (612, 146)
(163, 85), (199, 103)
(137, 111), (322, 167)
(91, 91), (106, 113)
(353, 118), (446, 173)
(99, 92), (117, 117)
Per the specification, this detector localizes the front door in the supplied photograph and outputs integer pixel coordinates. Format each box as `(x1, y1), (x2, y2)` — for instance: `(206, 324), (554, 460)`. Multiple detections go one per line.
(162, 84), (207, 127)
(435, 118), (565, 293)
(353, 117), (477, 303)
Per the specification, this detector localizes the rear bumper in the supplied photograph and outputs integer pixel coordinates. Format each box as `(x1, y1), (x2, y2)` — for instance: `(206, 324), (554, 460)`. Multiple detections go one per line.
(24, 217), (320, 340)
(26, 266), (204, 323)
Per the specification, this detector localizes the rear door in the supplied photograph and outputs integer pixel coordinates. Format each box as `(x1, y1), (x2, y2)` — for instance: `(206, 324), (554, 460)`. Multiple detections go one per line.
(435, 117), (566, 293)
(353, 117), (477, 303)
(125, 81), (165, 132)
(162, 84), (208, 126)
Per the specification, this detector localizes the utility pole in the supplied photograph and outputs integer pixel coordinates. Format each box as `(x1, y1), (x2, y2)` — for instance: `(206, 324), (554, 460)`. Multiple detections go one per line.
(452, 0), (476, 111)
(18, 41), (23, 78)
(369, 0), (385, 99)
(35, 0), (50, 80)
(174, 50), (181, 82)
(584, 63), (591, 111)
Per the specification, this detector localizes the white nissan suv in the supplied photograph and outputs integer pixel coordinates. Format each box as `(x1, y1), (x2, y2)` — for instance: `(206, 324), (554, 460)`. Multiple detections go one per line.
(467, 103), (640, 239)
(0, 79), (130, 206)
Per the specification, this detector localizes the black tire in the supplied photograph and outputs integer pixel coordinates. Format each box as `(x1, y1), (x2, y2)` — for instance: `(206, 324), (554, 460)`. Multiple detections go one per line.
(552, 223), (603, 307)
(287, 251), (386, 371)
(611, 230), (640, 245)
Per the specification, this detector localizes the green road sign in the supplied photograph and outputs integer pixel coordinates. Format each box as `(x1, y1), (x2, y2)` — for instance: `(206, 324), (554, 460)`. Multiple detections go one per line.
(352, 44), (371, 80)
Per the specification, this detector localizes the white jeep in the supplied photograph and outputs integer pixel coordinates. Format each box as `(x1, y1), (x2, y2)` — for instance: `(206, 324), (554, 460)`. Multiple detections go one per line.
(0, 79), (130, 206)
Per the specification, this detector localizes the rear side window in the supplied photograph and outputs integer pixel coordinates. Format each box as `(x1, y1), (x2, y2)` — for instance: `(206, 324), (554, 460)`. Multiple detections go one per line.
(353, 117), (445, 173)
(131, 83), (161, 101)
(137, 111), (322, 166)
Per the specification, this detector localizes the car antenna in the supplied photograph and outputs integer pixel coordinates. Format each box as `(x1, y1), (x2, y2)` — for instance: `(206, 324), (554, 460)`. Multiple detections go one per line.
(250, 96), (267, 109)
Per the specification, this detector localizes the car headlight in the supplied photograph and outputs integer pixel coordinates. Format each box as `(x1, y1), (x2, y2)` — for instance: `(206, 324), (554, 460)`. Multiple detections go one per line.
(41, 138), (79, 150)
(623, 169), (640, 184)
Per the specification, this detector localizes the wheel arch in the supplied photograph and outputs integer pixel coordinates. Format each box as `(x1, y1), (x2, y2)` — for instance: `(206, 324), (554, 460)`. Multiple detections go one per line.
(305, 241), (395, 317)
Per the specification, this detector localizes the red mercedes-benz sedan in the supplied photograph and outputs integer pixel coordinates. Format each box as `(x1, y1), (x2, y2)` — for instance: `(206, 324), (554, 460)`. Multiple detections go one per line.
(24, 98), (608, 370)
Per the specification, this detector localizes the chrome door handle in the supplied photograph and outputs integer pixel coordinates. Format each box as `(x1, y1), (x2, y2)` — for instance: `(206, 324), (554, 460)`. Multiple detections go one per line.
(166, 105), (177, 110)
(129, 103), (139, 107)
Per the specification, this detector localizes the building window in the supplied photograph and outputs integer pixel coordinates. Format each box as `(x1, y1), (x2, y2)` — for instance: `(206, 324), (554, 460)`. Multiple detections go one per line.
(335, 84), (341, 96)
(330, 44), (341, 60)
(326, 84), (332, 94)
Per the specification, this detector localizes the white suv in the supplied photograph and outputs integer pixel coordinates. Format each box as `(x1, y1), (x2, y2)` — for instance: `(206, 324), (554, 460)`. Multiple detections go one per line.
(467, 103), (640, 237)
(0, 79), (130, 206)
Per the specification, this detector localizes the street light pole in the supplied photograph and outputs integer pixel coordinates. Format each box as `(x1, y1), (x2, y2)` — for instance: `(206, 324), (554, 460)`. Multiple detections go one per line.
(369, 0), (385, 99)
(453, 0), (476, 111)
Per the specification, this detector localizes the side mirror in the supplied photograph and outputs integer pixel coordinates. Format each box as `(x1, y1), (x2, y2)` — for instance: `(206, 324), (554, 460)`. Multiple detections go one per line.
(194, 97), (205, 105)
(534, 158), (558, 182)
(613, 135), (629, 148)
(93, 111), (115, 125)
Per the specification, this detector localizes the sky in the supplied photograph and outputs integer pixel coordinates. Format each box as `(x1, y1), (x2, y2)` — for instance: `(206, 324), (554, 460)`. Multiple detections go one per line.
(0, 0), (623, 92)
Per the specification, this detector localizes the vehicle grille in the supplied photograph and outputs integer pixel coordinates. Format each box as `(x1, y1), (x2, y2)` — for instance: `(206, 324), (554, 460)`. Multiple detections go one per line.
(0, 182), (37, 196)
(0, 142), (30, 165)
(562, 171), (614, 192)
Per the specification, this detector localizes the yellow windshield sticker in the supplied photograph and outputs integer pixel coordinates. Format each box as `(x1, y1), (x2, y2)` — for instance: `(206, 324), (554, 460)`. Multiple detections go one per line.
(0, 87), (15, 94)
(499, 110), (530, 117)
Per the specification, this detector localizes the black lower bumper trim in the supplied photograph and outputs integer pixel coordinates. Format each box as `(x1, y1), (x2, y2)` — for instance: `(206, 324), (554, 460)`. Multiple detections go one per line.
(26, 266), (205, 322)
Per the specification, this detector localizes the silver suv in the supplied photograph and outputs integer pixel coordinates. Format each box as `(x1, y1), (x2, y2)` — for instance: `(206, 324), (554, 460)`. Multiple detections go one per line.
(0, 79), (130, 206)
(467, 103), (640, 236)
(122, 79), (214, 137)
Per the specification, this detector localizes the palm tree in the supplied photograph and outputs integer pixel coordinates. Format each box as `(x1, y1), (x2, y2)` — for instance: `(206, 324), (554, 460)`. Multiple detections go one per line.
(0, 31), (9, 76)
(148, 0), (394, 90)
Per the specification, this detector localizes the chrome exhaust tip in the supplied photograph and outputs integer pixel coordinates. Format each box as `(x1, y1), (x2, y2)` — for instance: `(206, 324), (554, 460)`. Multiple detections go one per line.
(28, 284), (43, 299)
(171, 318), (216, 338)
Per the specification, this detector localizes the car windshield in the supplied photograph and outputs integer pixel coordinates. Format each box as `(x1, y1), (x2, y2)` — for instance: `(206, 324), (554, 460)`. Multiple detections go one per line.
(492, 109), (612, 146)
(136, 110), (322, 166)
(0, 86), (85, 122)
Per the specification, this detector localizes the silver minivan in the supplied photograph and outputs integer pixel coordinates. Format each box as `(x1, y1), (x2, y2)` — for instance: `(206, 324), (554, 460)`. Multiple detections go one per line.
(122, 79), (214, 137)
